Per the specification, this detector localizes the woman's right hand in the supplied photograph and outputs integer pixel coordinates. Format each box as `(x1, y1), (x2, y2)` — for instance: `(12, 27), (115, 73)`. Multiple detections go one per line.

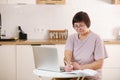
(64, 64), (73, 72)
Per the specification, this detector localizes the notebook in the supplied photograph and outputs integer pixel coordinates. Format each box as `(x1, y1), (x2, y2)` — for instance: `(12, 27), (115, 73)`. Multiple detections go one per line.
(64, 69), (97, 76)
(33, 46), (63, 72)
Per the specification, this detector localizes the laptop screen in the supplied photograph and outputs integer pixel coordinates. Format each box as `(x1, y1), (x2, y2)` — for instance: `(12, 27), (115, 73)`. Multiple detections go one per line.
(33, 46), (60, 72)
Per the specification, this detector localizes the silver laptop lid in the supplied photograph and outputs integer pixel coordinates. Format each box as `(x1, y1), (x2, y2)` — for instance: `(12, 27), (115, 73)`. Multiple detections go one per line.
(33, 46), (60, 72)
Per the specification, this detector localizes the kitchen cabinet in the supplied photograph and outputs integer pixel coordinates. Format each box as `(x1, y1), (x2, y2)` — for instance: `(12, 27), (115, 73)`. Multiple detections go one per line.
(55, 44), (65, 66)
(102, 68), (120, 80)
(0, 0), (7, 4)
(0, 0), (65, 4)
(0, 40), (120, 80)
(16, 45), (39, 80)
(36, 0), (65, 4)
(102, 45), (120, 80)
(0, 0), (35, 4)
(0, 44), (64, 80)
(36, 44), (65, 80)
(8, 0), (35, 4)
(112, 0), (120, 4)
(0, 45), (16, 80)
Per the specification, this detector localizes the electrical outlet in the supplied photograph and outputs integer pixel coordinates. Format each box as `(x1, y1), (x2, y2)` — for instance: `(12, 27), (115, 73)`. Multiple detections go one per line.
(40, 28), (44, 33)
(34, 27), (39, 33)
(34, 27), (45, 33)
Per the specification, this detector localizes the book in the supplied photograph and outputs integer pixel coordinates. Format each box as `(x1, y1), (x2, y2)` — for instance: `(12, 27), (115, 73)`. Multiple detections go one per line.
(63, 69), (97, 76)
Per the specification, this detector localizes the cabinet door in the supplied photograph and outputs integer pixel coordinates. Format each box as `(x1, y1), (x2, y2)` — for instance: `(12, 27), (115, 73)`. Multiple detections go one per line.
(16, 45), (39, 80)
(103, 45), (120, 68)
(55, 44), (65, 66)
(0, 45), (16, 80)
(102, 68), (120, 80)
(8, 0), (35, 4)
(102, 45), (120, 80)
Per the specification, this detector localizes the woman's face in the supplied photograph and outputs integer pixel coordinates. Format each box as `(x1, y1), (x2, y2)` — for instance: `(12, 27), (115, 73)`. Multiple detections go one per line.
(73, 22), (89, 35)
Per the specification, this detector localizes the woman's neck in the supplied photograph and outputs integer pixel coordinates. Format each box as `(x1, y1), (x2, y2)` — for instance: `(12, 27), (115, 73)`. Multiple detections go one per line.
(78, 29), (90, 40)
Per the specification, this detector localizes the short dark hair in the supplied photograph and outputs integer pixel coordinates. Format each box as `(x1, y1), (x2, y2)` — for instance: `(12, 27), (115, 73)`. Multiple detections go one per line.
(72, 11), (91, 28)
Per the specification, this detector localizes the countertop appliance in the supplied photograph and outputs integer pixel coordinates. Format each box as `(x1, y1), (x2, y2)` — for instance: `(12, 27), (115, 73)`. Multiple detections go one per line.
(0, 13), (16, 42)
(0, 13), (2, 40)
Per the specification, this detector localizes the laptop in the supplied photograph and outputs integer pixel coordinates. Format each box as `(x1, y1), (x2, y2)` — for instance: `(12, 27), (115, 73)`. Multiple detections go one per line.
(33, 46), (64, 72)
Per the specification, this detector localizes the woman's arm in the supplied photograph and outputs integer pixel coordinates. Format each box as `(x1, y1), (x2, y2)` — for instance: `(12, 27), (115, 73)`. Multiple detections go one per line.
(64, 50), (74, 72)
(73, 59), (104, 70)
(64, 50), (73, 65)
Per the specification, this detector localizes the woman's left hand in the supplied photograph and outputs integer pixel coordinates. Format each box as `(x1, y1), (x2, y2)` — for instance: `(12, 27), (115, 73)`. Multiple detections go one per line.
(72, 62), (81, 70)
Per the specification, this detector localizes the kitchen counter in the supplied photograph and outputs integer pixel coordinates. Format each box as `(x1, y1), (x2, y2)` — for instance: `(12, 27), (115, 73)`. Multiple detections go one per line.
(0, 39), (66, 45)
(104, 39), (120, 44)
(0, 39), (120, 45)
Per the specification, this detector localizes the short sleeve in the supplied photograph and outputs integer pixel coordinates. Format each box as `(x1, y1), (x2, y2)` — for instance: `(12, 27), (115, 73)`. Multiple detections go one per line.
(65, 35), (74, 51)
(94, 37), (108, 60)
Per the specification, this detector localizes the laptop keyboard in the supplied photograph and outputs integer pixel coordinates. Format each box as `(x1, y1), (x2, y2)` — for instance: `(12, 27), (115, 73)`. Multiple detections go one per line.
(60, 66), (65, 72)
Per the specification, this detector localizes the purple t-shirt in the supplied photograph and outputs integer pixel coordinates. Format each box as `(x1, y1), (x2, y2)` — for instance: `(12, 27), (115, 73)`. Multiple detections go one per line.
(65, 31), (108, 80)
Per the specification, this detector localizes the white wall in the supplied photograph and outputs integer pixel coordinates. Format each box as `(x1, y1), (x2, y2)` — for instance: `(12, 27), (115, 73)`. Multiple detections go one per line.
(0, 0), (120, 39)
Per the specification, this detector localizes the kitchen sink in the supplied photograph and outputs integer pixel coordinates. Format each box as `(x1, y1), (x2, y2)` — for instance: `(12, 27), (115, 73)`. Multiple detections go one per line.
(0, 38), (17, 42)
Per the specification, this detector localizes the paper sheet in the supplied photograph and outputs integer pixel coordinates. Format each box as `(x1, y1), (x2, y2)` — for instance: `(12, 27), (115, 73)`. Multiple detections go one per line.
(63, 69), (97, 76)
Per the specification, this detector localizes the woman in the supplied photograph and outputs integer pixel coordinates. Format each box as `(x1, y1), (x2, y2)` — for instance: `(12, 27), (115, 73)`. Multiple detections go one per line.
(63, 11), (108, 80)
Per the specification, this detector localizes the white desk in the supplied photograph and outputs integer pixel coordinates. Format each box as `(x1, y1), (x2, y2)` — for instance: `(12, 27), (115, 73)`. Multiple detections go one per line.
(33, 69), (97, 80)
(33, 69), (82, 78)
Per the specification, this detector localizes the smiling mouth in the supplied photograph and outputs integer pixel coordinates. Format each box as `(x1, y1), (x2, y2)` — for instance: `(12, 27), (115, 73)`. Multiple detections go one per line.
(78, 30), (84, 32)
